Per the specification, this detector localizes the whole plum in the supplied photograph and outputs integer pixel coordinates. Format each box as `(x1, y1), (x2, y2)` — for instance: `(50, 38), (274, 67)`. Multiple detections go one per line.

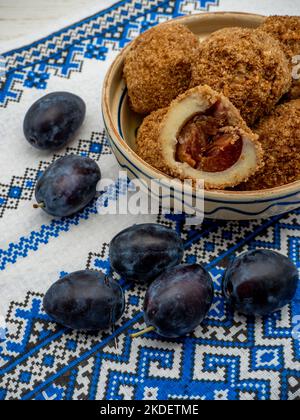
(143, 264), (214, 338)
(24, 92), (86, 151)
(35, 155), (101, 217)
(109, 224), (184, 283)
(223, 250), (299, 316)
(43, 270), (125, 330)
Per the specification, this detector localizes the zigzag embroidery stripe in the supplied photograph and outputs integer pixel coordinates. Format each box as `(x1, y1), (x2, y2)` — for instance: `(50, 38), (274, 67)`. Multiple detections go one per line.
(0, 0), (219, 108)
(0, 0), (299, 402)
(0, 57), (6, 80)
(0, 211), (299, 369)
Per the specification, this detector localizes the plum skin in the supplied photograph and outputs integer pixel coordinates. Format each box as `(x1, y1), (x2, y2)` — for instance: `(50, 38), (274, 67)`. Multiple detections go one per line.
(43, 270), (125, 330)
(109, 224), (184, 283)
(144, 264), (214, 338)
(23, 92), (86, 151)
(35, 155), (101, 217)
(223, 250), (299, 316)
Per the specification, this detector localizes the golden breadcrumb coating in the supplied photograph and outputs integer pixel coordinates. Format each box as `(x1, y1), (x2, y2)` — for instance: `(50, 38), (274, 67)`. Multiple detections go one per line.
(136, 107), (169, 173)
(258, 16), (300, 100)
(123, 23), (200, 115)
(289, 84), (300, 100)
(190, 27), (292, 126)
(136, 85), (263, 190)
(259, 16), (300, 63)
(237, 100), (300, 190)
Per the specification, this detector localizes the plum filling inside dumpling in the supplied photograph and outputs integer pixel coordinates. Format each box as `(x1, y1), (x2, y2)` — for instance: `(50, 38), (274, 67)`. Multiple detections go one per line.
(157, 85), (263, 189)
(176, 100), (243, 172)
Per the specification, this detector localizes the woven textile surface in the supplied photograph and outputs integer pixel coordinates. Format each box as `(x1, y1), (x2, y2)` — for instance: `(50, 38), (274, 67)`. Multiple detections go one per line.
(0, 0), (299, 400)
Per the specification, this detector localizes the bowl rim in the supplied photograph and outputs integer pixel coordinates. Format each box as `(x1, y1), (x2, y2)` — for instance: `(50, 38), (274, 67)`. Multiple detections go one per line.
(102, 11), (300, 201)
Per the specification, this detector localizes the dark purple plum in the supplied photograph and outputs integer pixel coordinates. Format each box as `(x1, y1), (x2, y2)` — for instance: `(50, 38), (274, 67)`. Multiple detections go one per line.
(109, 224), (184, 283)
(43, 270), (125, 330)
(35, 155), (101, 217)
(24, 92), (86, 151)
(143, 264), (214, 338)
(223, 250), (299, 316)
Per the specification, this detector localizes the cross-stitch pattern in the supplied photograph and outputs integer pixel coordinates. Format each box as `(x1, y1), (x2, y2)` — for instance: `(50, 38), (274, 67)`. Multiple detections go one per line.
(0, 0), (299, 400)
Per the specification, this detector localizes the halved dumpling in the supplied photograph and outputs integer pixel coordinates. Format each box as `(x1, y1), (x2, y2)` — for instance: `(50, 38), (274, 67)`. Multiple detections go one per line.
(136, 85), (263, 190)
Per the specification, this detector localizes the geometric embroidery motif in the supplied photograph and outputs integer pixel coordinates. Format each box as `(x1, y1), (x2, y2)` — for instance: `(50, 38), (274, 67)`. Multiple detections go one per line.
(1, 209), (300, 400)
(0, 131), (110, 218)
(1, 0), (300, 401)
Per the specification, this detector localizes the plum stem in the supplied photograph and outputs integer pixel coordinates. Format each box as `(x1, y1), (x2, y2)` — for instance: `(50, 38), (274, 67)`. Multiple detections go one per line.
(131, 326), (156, 338)
(33, 202), (45, 209)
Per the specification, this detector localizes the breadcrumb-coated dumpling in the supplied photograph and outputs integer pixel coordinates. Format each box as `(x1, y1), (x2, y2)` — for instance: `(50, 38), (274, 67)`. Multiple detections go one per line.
(259, 16), (300, 62)
(237, 99), (300, 191)
(124, 23), (200, 115)
(136, 85), (263, 190)
(190, 27), (292, 126)
(258, 16), (300, 100)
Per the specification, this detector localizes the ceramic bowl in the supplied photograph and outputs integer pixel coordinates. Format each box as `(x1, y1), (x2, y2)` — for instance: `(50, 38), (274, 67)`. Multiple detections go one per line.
(102, 12), (300, 220)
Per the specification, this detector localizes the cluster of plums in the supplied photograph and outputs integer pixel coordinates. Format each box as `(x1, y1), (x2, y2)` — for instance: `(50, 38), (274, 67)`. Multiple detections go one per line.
(24, 92), (101, 217)
(24, 92), (298, 338)
(44, 223), (299, 338)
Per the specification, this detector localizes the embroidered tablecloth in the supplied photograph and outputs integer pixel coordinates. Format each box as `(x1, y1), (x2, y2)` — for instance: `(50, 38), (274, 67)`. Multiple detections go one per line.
(0, 0), (299, 401)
